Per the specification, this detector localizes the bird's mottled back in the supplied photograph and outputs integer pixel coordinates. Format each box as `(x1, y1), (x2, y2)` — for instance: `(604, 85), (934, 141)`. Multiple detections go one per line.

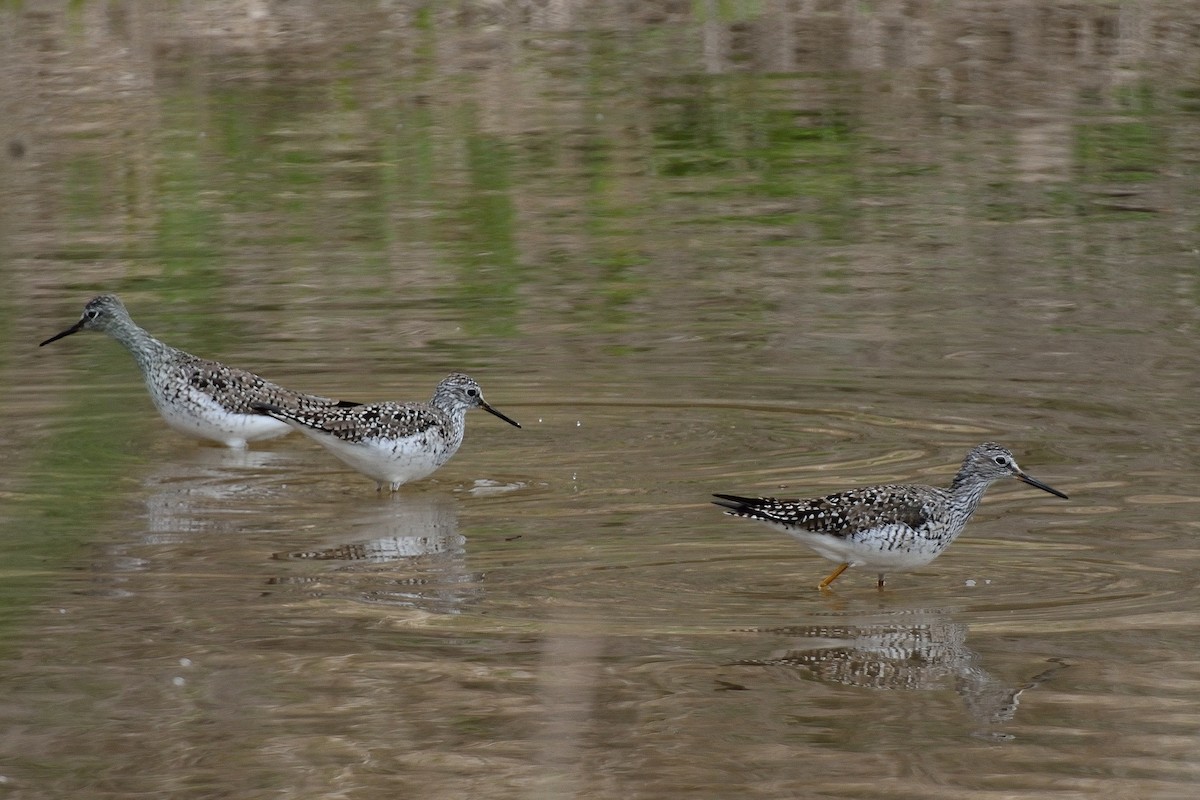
(161, 350), (358, 417)
(714, 485), (939, 538)
(256, 400), (446, 443)
(252, 373), (517, 444)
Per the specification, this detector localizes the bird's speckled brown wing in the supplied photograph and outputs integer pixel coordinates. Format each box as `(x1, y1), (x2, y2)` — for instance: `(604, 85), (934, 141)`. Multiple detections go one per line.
(713, 485), (937, 538)
(167, 352), (360, 414)
(253, 400), (450, 444)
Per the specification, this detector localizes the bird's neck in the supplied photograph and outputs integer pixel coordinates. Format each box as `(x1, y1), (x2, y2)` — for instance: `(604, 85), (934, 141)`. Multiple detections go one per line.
(106, 319), (173, 372)
(429, 393), (469, 435)
(947, 470), (993, 518)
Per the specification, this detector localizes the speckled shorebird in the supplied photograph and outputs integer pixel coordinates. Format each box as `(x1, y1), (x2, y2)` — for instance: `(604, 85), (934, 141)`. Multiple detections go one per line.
(39, 294), (359, 448)
(713, 443), (1068, 590)
(253, 373), (521, 491)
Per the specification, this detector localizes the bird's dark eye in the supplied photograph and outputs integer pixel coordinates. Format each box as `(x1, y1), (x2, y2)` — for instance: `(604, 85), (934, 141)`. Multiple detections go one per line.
(85, 309), (99, 320)
(466, 388), (479, 397)
(993, 456), (1009, 466)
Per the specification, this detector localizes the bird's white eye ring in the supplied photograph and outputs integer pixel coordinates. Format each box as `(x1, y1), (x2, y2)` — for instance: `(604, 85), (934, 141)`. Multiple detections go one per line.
(994, 456), (1009, 466)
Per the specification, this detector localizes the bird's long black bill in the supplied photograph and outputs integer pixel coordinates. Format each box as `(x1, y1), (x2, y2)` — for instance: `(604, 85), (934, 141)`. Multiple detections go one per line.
(1016, 472), (1068, 500)
(482, 401), (521, 429)
(39, 319), (86, 347)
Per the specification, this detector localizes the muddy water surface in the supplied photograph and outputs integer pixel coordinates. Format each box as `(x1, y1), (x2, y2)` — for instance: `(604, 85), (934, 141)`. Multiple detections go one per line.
(2, 2), (1200, 798)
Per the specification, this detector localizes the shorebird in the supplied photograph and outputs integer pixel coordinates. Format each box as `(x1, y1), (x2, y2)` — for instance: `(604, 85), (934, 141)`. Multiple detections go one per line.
(253, 372), (521, 491)
(39, 294), (358, 448)
(713, 442), (1068, 590)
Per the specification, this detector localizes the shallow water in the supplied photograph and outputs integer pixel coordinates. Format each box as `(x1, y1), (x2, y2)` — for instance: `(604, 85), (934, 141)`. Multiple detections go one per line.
(3, 1), (1200, 797)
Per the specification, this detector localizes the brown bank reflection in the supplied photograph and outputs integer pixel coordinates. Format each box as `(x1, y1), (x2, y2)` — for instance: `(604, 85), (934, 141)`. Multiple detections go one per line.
(724, 608), (1070, 739)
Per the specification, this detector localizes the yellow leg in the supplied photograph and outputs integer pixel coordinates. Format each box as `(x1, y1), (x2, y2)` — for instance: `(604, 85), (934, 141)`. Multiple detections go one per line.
(818, 563), (850, 590)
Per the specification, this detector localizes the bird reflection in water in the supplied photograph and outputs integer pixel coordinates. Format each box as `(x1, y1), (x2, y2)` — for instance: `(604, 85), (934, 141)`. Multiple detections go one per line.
(268, 493), (480, 615)
(141, 447), (289, 538)
(725, 609), (1068, 738)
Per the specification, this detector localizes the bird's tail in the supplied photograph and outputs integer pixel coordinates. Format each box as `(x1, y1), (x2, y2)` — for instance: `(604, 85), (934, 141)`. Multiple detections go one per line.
(712, 493), (784, 522)
(712, 493), (801, 526)
(251, 402), (291, 422)
(712, 493), (762, 512)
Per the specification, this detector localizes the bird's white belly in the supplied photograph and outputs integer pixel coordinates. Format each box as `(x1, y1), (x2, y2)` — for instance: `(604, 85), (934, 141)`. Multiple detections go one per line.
(312, 434), (456, 487)
(784, 524), (946, 571)
(152, 388), (289, 447)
